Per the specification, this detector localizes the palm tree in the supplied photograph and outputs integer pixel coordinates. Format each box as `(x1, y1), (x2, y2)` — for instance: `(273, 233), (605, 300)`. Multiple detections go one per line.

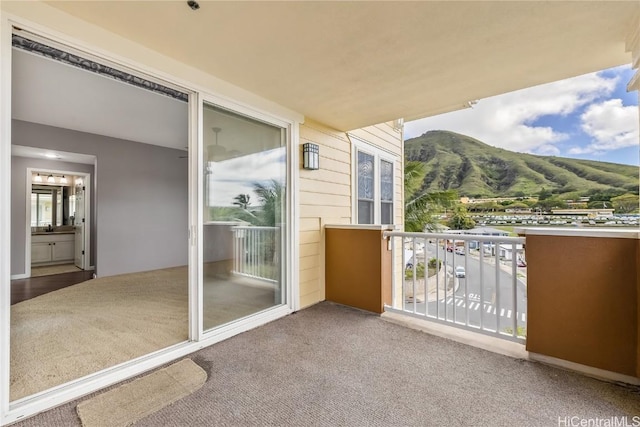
(232, 194), (251, 210)
(404, 161), (457, 232)
(252, 180), (284, 227)
(404, 161), (435, 232)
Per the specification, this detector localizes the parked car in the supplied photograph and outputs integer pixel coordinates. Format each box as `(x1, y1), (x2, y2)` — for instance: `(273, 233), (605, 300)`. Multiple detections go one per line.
(517, 259), (527, 267)
(455, 266), (465, 278)
(454, 247), (465, 255)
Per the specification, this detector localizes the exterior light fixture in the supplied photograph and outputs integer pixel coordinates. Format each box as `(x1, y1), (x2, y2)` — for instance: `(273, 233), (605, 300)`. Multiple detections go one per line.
(47, 175), (55, 183)
(34, 173), (42, 183)
(303, 143), (319, 170)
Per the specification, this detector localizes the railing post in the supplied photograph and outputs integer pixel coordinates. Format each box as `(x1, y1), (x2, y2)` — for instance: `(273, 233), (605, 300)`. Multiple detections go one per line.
(512, 242), (518, 339)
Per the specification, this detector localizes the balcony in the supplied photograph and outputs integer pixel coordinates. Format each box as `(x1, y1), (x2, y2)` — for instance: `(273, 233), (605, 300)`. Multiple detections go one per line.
(325, 225), (640, 384)
(15, 301), (640, 426)
(11, 225), (640, 425)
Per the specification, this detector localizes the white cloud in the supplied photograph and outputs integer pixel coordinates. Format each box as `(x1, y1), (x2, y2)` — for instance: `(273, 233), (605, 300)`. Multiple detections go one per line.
(207, 147), (286, 207)
(404, 70), (619, 154)
(533, 144), (561, 156)
(567, 99), (639, 155)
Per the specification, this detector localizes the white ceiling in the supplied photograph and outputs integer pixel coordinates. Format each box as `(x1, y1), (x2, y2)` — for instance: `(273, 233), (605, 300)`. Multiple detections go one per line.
(41, 1), (640, 131)
(12, 144), (96, 165)
(12, 48), (189, 151)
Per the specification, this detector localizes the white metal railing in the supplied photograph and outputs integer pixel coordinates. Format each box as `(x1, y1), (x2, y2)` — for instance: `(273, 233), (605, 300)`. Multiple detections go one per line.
(383, 231), (527, 343)
(231, 226), (280, 283)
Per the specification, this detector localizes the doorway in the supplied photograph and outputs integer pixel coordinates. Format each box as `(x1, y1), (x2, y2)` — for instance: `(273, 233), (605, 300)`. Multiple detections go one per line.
(26, 167), (91, 279)
(9, 31), (192, 401)
(2, 23), (294, 417)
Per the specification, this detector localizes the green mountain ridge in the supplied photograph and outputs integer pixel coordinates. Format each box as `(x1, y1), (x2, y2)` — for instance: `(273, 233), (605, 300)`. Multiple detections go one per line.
(404, 130), (639, 198)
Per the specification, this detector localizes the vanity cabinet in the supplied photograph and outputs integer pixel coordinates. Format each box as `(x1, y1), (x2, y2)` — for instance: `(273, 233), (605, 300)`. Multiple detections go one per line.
(31, 233), (75, 265)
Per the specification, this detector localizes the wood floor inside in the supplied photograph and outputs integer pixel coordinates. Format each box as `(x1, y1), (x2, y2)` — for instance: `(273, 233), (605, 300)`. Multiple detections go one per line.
(11, 270), (95, 305)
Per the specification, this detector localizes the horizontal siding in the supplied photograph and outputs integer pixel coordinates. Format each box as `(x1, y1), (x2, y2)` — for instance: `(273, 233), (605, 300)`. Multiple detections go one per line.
(300, 242), (319, 258)
(299, 178), (349, 196)
(300, 192), (351, 207)
(299, 119), (351, 308)
(300, 205), (351, 220)
(349, 122), (402, 156)
(297, 118), (403, 309)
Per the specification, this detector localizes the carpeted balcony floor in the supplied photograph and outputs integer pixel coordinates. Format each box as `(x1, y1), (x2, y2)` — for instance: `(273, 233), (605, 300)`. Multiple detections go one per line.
(14, 302), (640, 426)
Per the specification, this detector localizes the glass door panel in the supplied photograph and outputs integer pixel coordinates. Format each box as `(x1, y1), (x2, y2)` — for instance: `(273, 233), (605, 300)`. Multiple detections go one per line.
(202, 103), (287, 330)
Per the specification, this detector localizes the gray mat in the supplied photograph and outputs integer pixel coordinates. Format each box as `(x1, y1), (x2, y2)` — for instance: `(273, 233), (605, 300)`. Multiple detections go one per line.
(76, 358), (206, 427)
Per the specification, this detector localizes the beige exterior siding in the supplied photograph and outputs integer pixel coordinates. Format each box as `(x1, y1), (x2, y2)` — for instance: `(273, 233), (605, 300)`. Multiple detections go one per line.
(298, 119), (403, 309)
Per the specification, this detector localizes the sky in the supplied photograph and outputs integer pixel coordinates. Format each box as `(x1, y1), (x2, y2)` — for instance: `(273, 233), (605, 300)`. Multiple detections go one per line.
(207, 147), (286, 207)
(404, 65), (640, 166)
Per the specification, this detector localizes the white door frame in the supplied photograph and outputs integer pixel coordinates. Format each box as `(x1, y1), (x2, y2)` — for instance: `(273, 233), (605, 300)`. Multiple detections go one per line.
(197, 92), (298, 341)
(22, 168), (91, 279)
(0, 12), (299, 426)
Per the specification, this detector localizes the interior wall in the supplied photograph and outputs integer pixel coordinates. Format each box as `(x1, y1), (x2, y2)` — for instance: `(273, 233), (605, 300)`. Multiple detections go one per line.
(11, 156), (95, 276)
(12, 119), (188, 277)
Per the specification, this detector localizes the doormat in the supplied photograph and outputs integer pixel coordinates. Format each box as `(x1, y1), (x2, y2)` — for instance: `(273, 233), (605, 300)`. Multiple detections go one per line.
(76, 359), (207, 427)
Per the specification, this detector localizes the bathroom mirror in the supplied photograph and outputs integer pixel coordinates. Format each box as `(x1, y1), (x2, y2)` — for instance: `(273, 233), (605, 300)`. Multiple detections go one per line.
(31, 185), (73, 227)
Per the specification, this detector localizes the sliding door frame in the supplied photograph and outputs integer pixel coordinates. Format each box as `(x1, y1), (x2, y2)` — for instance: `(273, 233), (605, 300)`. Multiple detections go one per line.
(0, 11), (299, 426)
(197, 93), (297, 340)
(0, 8), (13, 426)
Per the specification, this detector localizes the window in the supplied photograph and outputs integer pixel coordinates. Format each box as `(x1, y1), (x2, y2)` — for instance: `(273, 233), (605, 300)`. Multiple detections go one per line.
(357, 151), (375, 224)
(380, 159), (393, 224)
(353, 141), (395, 225)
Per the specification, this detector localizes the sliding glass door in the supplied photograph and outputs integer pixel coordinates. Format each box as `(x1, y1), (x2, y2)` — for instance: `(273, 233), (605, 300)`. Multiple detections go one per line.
(201, 102), (287, 331)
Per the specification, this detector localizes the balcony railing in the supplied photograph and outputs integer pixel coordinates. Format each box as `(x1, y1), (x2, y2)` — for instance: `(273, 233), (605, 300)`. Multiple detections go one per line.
(383, 231), (527, 343)
(231, 226), (280, 283)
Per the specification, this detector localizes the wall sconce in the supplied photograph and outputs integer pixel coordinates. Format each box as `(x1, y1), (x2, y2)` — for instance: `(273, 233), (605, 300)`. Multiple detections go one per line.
(47, 175), (55, 183)
(303, 143), (319, 170)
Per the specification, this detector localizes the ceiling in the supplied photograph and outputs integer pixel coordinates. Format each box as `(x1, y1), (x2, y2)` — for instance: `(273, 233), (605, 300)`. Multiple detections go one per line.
(39, 0), (639, 131)
(12, 48), (189, 151)
(12, 144), (96, 165)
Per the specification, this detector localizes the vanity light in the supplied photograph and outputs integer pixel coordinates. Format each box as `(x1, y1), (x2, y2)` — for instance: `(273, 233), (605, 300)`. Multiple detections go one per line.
(302, 143), (320, 170)
(47, 175), (55, 183)
(60, 176), (68, 184)
(34, 173), (42, 183)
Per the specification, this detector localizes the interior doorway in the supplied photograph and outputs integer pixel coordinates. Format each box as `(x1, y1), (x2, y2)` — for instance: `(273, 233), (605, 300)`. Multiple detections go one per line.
(25, 167), (91, 279)
(9, 31), (192, 401)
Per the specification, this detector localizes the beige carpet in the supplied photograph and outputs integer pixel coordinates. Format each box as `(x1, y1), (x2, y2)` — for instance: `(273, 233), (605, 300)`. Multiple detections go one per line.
(76, 358), (206, 427)
(11, 265), (276, 401)
(31, 264), (82, 277)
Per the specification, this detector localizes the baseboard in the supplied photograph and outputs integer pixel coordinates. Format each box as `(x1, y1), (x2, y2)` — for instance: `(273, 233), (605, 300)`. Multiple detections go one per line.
(381, 310), (528, 360)
(382, 311), (640, 386)
(10, 274), (28, 280)
(528, 352), (640, 386)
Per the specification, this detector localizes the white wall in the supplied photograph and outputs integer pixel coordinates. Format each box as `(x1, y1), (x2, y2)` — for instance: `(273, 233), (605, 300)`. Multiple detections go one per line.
(12, 120), (188, 277)
(11, 156), (95, 276)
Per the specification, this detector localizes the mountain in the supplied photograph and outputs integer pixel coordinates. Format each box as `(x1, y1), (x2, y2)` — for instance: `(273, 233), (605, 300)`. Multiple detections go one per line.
(404, 130), (639, 198)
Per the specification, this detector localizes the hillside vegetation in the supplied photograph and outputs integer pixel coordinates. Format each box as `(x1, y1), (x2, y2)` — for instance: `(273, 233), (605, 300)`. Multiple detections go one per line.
(404, 131), (639, 198)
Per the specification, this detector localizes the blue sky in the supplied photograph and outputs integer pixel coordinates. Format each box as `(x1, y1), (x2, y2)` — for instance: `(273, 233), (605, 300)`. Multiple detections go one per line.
(404, 65), (640, 166)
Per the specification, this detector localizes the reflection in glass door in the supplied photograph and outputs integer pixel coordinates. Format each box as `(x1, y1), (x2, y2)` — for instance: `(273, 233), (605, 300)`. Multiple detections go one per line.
(202, 103), (287, 330)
